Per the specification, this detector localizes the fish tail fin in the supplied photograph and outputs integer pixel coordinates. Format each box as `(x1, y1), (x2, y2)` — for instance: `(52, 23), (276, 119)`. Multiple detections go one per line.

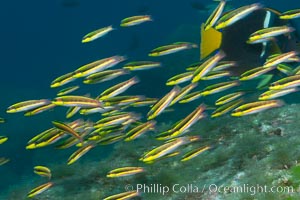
(200, 23), (222, 60)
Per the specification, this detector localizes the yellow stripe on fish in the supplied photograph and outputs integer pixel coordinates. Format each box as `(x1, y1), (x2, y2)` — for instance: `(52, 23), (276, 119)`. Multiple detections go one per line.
(33, 166), (52, 179)
(53, 95), (102, 108)
(27, 182), (53, 198)
(73, 56), (126, 78)
(98, 77), (139, 100)
(125, 120), (156, 141)
(7, 99), (51, 113)
(259, 88), (299, 100)
(200, 80), (239, 96)
(192, 51), (225, 83)
(147, 86), (180, 120)
(123, 61), (161, 71)
(204, 0), (226, 30)
(83, 69), (129, 84)
(215, 3), (262, 29)
(269, 74), (300, 90)
(82, 25), (114, 43)
(280, 9), (300, 19)
(211, 99), (244, 118)
(231, 100), (284, 117)
(149, 42), (197, 57)
(67, 144), (94, 165)
(107, 167), (144, 178)
(239, 66), (276, 81)
(120, 15), (152, 27)
(181, 146), (211, 161)
(215, 91), (245, 105)
(166, 71), (193, 86)
(248, 26), (295, 44)
(50, 72), (77, 88)
(0, 136), (8, 144)
(103, 191), (140, 200)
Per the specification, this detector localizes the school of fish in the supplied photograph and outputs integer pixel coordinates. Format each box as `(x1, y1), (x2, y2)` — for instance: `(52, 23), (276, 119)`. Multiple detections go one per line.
(2, 1), (300, 199)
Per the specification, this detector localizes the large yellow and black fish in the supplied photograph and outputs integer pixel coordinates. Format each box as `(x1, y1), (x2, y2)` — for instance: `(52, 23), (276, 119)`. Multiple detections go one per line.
(201, 7), (300, 75)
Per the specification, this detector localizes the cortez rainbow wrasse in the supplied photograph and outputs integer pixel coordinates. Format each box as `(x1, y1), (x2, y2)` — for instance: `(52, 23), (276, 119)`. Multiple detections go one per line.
(259, 88), (299, 100)
(65, 106), (81, 119)
(50, 72), (77, 88)
(73, 56), (126, 78)
(52, 120), (83, 142)
(269, 74), (300, 90)
(280, 9), (300, 19)
(276, 64), (293, 76)
(201, 70), (231, 80)
(82, 25), (114, 43)
(33, 166), (52, 179)
(204, 0), (226, 30)
(239, 66), (276, 81)
(215, 91), (245, 105)
(179, 91), (202, 104)
(200, 80), (239, 96)
(120, 15), (152, 27)
(157, 104), (206, 140)
(67, 144), (94, 165)
(0, 157), (10, 166)
(83, 69), (129, 84)
(263, 51), (298, 68)
(98, 77), (139, 100)
(231, 100), (284, 117)
(211, 98), (244, 118)
(103, 191), (140, 200)
(192, 51), (225, 83)
(166, 71), (193, 86)
(125, 120), (156, 141)
(149, 42), (197, 57)
(181, 146), (211, 161)
(24, 103), (56, 117)
(215, 3), (262, 29)
(147, 86), (180, 120)
(248, 26), (295, 44)
(7, 99), (51, 113)
(107, 167), (145, 178)
(103, 95), (145, 107)
(0, 136), (8, 144)
(170, 83), (198, 106)
(57, 86), (80, 96)
(123, 61), (161, 71)
(141, 136), (200, 162)
(27, 182), (53, 198)
(53, 95), (102, 108)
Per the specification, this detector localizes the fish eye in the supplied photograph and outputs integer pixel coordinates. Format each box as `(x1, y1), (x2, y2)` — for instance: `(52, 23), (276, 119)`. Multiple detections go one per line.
(270, 83), (278, 87)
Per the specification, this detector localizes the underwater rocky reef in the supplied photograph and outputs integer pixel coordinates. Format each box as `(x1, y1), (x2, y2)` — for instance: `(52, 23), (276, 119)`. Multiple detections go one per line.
(2, 102), (300, 200)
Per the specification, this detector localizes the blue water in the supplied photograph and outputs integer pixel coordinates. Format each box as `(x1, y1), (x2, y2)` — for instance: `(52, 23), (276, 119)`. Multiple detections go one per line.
(1, 0), (300, 198)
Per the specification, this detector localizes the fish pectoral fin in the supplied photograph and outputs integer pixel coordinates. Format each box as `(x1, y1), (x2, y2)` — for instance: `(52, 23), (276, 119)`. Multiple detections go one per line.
(256, 74), (274, 90)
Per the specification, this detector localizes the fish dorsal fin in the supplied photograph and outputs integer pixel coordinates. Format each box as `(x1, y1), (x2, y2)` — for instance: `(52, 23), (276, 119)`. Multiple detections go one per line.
(264, 7), (282, 16)
(200, 23), (222, 60)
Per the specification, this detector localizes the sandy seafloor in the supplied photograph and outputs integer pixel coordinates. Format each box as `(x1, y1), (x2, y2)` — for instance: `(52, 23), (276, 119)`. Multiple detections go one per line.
(1, 0), (300, 199)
